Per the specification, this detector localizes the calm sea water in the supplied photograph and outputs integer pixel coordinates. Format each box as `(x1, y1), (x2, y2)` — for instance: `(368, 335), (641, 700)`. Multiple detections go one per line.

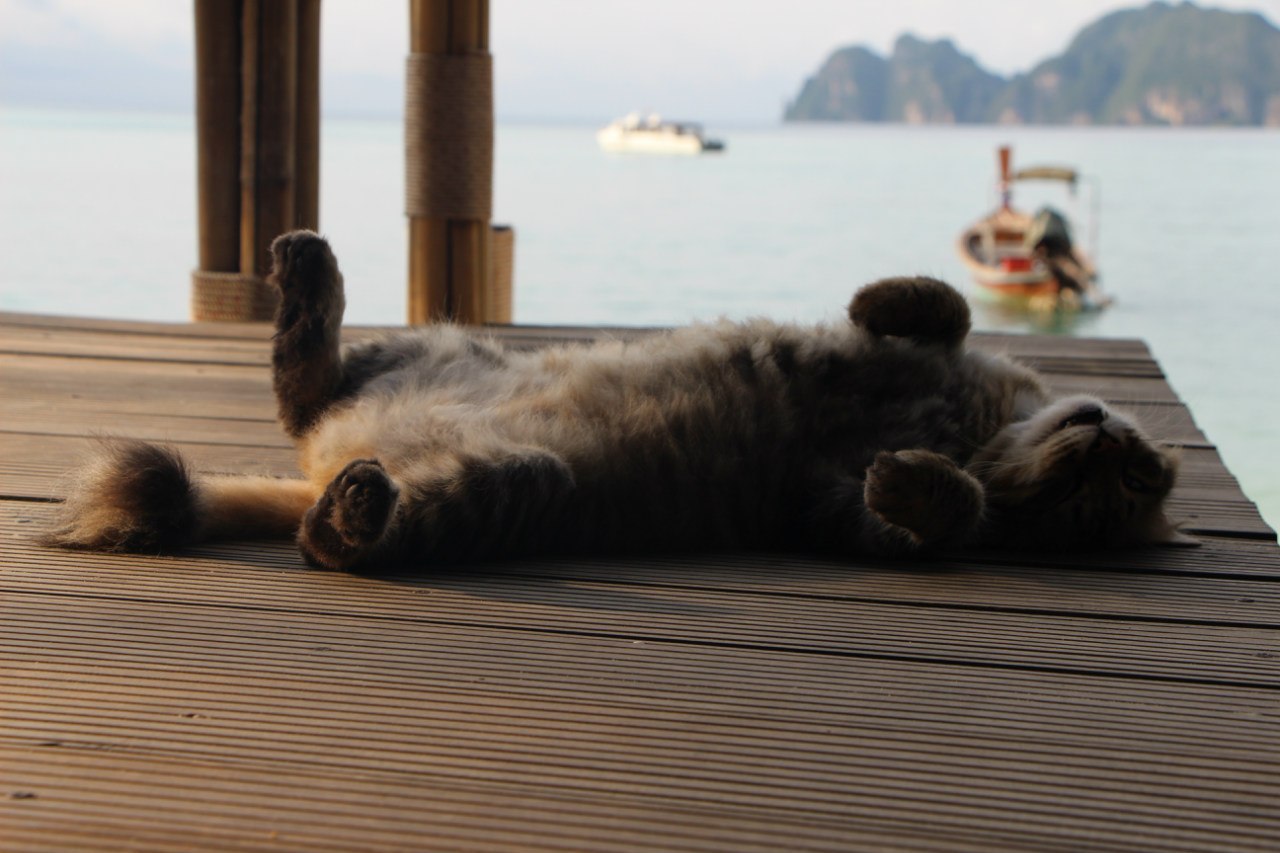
(2, 108), (1277, 528)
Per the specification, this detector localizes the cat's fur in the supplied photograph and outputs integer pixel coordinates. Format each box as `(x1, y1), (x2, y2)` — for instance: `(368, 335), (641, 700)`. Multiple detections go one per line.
(47, 231), (1193, 570)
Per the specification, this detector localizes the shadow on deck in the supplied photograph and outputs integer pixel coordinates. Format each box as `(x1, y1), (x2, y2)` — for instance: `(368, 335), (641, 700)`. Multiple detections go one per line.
(1, 311), (1276, 852)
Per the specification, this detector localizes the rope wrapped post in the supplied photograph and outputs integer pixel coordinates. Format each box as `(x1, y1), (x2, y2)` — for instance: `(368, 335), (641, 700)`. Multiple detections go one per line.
(191, 0), (321, 322)
(488, 224), (514, 324)
(406, 0), (495, 324)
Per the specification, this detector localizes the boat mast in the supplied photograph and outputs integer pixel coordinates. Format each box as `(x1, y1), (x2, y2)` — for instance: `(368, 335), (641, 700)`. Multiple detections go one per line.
(998, 145), (1013, 210)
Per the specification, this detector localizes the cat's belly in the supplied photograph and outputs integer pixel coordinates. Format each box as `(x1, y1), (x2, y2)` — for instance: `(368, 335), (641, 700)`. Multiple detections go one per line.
(295, 390), (529, 487)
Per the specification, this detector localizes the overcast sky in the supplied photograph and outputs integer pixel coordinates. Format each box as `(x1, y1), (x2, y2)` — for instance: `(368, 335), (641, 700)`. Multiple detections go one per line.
(3, 0), (1279, 122)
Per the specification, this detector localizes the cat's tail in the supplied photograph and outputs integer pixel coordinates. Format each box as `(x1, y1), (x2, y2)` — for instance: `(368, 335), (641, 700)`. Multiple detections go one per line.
(44, 439), (319, 552)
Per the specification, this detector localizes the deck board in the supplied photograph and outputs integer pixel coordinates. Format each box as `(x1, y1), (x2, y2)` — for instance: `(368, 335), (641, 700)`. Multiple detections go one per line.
(0, 312), (1276, 852)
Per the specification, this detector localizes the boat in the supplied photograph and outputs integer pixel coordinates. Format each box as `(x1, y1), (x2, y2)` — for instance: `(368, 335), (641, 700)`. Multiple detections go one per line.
(956, 146), (1107, 311)
(596, 112), (725, 155)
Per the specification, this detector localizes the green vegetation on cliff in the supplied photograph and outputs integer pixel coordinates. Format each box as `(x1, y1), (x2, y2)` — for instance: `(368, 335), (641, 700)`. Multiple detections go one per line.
(784, 2), (1280, 125)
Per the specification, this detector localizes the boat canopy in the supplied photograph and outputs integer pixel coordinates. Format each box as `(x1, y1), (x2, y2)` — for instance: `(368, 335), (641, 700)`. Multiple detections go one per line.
(1012, 166), (1078, 184)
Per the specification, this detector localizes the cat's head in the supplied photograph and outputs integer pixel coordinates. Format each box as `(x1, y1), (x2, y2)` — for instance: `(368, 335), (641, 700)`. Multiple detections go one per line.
(970, 395), (1196, 549)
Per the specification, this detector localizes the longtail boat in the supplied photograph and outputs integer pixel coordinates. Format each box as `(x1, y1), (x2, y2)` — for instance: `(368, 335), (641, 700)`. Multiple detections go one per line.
(957, 146), (1107, 310)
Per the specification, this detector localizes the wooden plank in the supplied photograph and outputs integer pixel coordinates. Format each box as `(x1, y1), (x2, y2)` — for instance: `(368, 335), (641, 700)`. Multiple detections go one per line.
(3, 607), (1278, 850)
(0, 324), (272, 366)
(0, 352), (270, 397)
(3, 698), (1276, 847)
(0, 311), (1160, 361)
(8, 657), (1278, 765)
(0, 747), (1155, 853)
(0, 310), (277, 340)
(0, 313), (1164, 372)
(0, 434), (299, 494)
(4, 565), (1278, 687)
(0, 494), (1274, 601)
(0, 409), (290, 448)
(7, 589), (1280, 788)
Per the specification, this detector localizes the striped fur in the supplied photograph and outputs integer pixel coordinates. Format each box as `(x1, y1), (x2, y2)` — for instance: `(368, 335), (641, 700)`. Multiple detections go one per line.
(46, 232), (1191, 570)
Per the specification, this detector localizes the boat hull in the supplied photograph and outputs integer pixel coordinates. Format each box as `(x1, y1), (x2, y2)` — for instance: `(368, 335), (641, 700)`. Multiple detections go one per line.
(956, 209), (1095, 306)
(595, 115), (724, 155)
(596, 126), (705, 154)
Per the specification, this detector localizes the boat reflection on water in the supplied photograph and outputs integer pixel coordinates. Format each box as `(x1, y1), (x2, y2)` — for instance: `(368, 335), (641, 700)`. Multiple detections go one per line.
(969, 294), (1107, 336)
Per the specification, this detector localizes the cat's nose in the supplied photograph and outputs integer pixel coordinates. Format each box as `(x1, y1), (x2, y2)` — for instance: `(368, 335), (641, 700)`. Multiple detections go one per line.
(1090, 427), (1122, 454)
(1060, 404), (1106, 430)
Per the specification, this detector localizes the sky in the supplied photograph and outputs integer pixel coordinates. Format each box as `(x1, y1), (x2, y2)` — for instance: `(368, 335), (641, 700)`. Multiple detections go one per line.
(2, 0), (1279, 122)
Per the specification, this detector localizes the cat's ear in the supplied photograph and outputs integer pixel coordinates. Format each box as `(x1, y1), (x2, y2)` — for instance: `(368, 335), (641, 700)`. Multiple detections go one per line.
(1156, 444), (1183, 475)
(1144, 447), (1197, 546)
(1142, 514), (1201, 548)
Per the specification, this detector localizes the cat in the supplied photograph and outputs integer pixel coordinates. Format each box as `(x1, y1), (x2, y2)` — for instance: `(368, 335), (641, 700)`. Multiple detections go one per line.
(46, 230), (1194, 571)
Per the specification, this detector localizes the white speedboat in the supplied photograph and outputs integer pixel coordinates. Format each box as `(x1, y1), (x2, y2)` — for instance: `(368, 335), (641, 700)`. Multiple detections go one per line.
(596, 112), (724, 155)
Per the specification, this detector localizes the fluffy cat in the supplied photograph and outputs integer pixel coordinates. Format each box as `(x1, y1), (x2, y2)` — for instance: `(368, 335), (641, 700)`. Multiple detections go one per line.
(47, 231), (1193, 570)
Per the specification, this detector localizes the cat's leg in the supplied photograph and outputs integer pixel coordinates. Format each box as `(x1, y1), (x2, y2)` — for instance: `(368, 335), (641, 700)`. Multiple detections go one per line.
(809, 449), (984, 557)
(400, 450), (577, 564)
(848, 276), (971, 347)
(298, 450), (576, 570)
(269, 230), (348, 438)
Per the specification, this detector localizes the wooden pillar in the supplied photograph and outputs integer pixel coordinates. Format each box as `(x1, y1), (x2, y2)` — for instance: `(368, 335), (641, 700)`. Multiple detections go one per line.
(295, 0), (322, 232)
(193, 0), (242, 281)
(192, 0), (321, 322)
(406, 0), (493, 324)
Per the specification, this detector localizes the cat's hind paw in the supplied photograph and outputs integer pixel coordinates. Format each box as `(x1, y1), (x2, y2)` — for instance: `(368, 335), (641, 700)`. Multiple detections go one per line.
(849, 276), (971, 347)
(299, 459), (399, 569)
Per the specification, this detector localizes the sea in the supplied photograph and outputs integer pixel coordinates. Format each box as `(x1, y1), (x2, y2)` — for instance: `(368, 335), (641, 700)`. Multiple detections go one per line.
(2, 107), (1277, 530)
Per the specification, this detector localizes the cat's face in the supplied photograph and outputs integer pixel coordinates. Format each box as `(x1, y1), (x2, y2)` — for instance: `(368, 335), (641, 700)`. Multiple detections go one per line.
(970, 395), (1194, 549)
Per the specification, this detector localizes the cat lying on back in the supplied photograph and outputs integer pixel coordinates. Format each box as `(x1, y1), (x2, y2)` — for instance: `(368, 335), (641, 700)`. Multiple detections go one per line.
(48, 231), (1193, 570)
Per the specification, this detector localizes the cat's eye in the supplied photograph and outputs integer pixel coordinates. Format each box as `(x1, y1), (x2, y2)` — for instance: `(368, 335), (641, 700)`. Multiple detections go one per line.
(1122, 472), (1151, 493)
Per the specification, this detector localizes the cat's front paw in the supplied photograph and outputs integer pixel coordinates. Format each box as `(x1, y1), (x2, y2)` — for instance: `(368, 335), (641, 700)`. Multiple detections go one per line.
(299, 459), (398, 569)
(864, 450), (983, 546)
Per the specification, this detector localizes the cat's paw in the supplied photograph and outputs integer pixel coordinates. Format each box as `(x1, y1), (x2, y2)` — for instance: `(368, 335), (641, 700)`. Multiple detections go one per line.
(864, 450), (983, 546)
(849, 277), (971, 346)
(325, 458), (399, 546)
(299, 459), (398, 569)
(269, 230), (342, 304)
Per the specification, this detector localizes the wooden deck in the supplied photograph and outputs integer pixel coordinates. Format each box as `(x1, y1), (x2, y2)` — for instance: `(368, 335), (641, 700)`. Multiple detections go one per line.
(1, 310), (1277, 852)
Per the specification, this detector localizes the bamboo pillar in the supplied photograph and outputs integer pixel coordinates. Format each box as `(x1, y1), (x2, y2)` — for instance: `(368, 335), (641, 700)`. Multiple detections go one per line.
(406, 0), (493, 324)
(192, 0), (320, 321)
(294, 0), (322, 232)
(192, 0), (244, 313)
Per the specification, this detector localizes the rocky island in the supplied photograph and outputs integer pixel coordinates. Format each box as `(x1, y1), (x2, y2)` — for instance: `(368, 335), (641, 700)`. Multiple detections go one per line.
(784, 1), (1280, 126)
